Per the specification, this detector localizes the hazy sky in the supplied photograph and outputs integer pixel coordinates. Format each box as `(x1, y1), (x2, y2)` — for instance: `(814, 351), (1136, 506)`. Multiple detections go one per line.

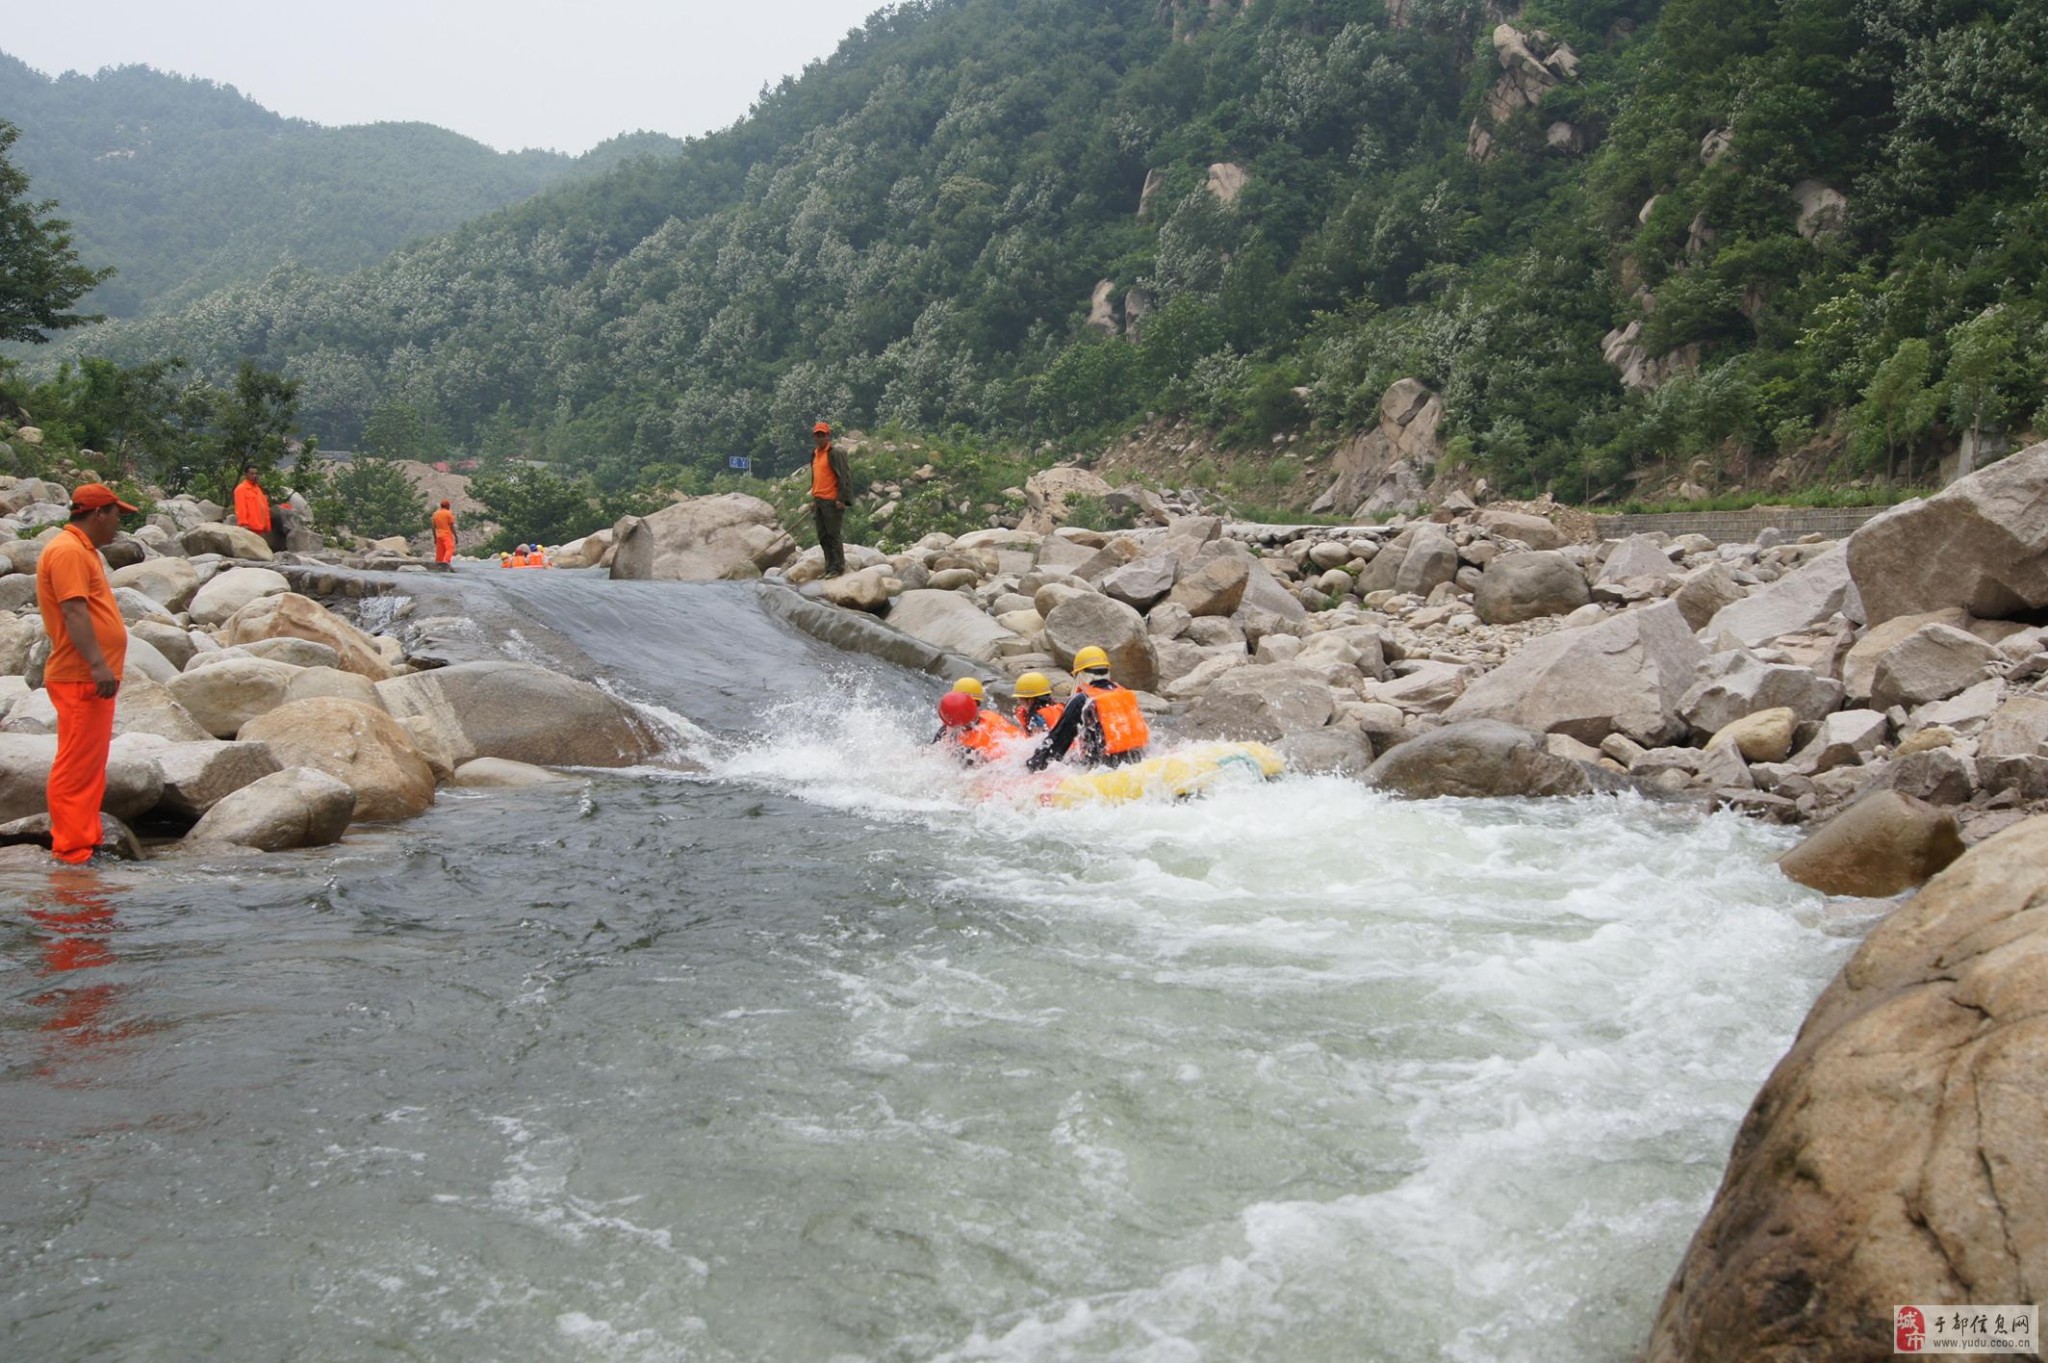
(4, 0), (891, 154)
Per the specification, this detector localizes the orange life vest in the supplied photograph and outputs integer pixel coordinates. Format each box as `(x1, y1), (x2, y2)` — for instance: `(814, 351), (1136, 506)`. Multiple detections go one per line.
(958, 709), (1023, 759)
(508, 551), (529, 567)
(1080, 682), (1149, 755)
(1016, 701), (1065, 733)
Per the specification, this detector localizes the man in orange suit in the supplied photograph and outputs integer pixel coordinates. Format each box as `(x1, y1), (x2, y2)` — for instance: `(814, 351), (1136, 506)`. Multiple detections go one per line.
(35, 484), (137, 864)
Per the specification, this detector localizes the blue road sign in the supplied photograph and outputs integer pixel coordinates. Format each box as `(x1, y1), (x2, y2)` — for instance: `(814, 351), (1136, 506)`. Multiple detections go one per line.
(728, 456), (751, 471)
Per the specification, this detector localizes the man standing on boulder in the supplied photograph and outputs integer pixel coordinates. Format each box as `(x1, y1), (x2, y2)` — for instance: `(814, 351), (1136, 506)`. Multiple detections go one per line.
(36, 484), (136, 864)
(233, 464), (277, 550)
(808, 421), (851, 578)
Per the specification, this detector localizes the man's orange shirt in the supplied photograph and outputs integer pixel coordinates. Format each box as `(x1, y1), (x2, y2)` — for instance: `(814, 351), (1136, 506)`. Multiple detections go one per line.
(36, 524), (127, 685)
(810, 446), (840, 501)
(432, 507), (456, 537)
(234, 478), (272, 534)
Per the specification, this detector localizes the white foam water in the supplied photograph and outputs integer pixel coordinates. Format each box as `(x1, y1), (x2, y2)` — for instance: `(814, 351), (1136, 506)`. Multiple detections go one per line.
(706, 713), (1871, 1362)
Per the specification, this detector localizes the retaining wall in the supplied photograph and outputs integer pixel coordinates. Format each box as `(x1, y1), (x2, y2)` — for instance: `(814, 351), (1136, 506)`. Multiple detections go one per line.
(1592, 505), (1894, 544)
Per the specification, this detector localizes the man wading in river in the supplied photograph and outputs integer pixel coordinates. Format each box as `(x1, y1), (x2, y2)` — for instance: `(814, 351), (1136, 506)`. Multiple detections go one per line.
(808, 421), (851, 578)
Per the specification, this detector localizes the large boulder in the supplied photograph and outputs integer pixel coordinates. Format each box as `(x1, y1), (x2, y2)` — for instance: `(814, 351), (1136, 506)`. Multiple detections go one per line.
(0, 614), (36, 675)
(608, 494), (796, 582)
(1473, 550), (1590, 624)
(1646, 816), (2048, 1363)
(1846, 438), (2048, 624)
(153, 740), (285, 820)
(108, 556), (201, 613)
(1867, 622), (2003, 711)
(180, 523), (273, 560)
(1444, 600), (1706, 745)
(1475, 509), (1568, 550)
(1183, 664), (1334, 741)
(885, 588), (1021, 664)
(1702, 543), (1860, 648)
(221, 593), (393, 680)
(237, 698), (436, 821)
(1775, 789), (1964, 897)
(189, 566), (291, 627)
(1099, 555), (1178, 611)
(165, 657), (301, 738)
(0, 731), (164, 822)
(1670, 562), (1748, 631)
(1364, 720), (1595, 799)
(1596, 534), (1679, 583)
(184, 767), (357, 851)
(1840, 607), (1969, 702)
(1163, 554), (1251, 618)
(374, 662), (670, 768)
(1361, 523), (1459, 597)
(130, 619), (199, 671)
(1040, 594), (1158, 693)
(1974, 695), (2048, 795)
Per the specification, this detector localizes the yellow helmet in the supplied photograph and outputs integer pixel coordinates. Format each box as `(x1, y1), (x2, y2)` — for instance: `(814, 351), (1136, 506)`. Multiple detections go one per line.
(1013, 671), (1052, 699)
(951, 677), (985, 698)
(1072, 645), (1111, 673)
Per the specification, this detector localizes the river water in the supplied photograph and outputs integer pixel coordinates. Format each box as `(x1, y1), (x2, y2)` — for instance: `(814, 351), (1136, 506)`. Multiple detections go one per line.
(1, 569), (1874, 1362)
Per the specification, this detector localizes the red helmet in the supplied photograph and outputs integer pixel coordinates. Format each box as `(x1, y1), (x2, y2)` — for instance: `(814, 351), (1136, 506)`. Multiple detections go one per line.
(938, 692), (979, 727)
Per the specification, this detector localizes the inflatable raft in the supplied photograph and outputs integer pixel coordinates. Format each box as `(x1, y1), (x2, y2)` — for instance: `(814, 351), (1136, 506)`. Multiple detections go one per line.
(1046, 741), (1285, 808)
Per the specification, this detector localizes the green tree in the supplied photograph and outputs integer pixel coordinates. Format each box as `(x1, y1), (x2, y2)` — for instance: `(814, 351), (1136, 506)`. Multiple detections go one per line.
(1852, 338), (1938, 482)
(0, 120), (114, 343)
(468, 464), (598, 551)
(308, 455), (428, 540)
(202, 362), (303, 499)
(1944, 307), (2022, 473)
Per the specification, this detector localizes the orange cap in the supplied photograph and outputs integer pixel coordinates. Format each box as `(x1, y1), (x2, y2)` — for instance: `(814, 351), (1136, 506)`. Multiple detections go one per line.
(813, 421), (831, 434)
(70, 483), (139, 513)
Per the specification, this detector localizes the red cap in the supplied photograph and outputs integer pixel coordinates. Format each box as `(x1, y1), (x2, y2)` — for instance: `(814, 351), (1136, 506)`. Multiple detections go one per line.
(440, 499), (451, 508)
(70, 483), (139, 513)
(813, 421), (832, 434)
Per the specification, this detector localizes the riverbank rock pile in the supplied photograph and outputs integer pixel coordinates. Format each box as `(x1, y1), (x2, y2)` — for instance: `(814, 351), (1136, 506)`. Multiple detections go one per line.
(760, 440), (2048, 843)
(1644, 813), (2048, 1362)
(0, 477), (681, 862)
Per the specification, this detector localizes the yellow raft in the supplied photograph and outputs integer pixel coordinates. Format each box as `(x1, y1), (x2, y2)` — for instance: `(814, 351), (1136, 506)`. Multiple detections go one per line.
(1047, 741), (1285, 808)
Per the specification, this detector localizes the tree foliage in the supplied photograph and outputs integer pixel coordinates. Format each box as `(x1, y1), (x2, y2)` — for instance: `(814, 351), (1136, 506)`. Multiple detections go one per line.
(17, 0), (2048, 503)
(0, 119), (113, 343)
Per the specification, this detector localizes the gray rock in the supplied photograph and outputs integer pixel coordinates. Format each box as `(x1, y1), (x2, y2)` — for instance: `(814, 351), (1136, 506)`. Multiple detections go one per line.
(237, 699), (435, 822)
(450, 757), (578, 788)
(1277, 727), (1376, 779)
(1974, 695), (2048, 795)
(884, 588), (1022, 664)
(180, 523), (274, 561)
(1101, 555), (1179, 611)
(1597, 534), (1678, 584)
(1184, 664), (1334, 741)
(1163, 555), (1250, 618)
(1789, 709), (1890, 775)
(166, 657), (300, 738)
(374, 661), (672, 769)
(1444, 600), (1706, 745)
(1473, 551), (1590, 624)
(130, 619), (198, 671)
(184, 767), (356, 851)
(1670, 562), (1748, 631)
(1362, 523), (1459, 597)
(1702, 543), (1860, 648)
(1475, 509), (1567, 549)
(1367, 661), (1470, 713)
(1847, 438), (2048, 624)
(1840, 608), (1970, 701)
(1679, 650), (1844, 736)
(609, 493), (796, 581)
(1867, 623), (2003, 710)
(1040, 594), (1158, 693)
(0, 810), (144, 861)
(1884, 747), (1977, 805)
(1364, 720), (1595, 799)
(108, 556), (201, 613)
(154, 740), (285, 820)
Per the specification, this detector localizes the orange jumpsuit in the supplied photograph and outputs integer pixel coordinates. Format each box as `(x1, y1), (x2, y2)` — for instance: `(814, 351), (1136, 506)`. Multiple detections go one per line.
(431, 507), (457, 563)
(234, 477), (272, 536)
(36, 524), (128, 863)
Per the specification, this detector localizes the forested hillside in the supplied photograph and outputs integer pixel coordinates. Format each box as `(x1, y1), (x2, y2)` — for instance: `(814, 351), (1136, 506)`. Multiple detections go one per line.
(0, 54), (683, 317)
(29, 0), (2048, 506)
